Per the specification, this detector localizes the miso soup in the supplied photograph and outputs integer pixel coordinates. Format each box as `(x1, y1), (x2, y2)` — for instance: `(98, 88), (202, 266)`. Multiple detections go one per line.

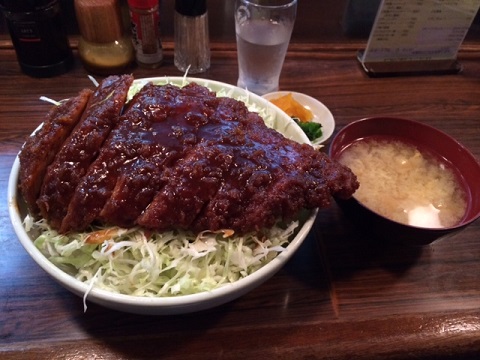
(338, 137), (467, 228)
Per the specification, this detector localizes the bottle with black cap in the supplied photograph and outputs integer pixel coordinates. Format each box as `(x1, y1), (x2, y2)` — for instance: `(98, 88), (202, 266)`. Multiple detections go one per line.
(174, 0), (210, 74)
(0, 0), (74, 77)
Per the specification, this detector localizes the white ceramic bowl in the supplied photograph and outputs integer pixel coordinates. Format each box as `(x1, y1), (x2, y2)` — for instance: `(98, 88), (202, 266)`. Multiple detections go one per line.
(8, 77), (318, 315)
(262, 91), (335, 145)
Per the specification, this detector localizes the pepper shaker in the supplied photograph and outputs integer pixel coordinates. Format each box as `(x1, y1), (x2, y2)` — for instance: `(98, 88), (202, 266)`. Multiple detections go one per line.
(0, 0), (74, 77)
(174, 0), (210, 74)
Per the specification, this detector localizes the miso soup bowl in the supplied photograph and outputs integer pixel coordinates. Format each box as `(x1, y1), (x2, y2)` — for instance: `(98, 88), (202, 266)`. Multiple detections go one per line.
(329, 117), (480, 246)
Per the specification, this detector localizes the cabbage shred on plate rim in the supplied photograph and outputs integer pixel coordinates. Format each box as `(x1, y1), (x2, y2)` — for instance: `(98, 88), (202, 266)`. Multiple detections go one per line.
(26, 78), (302, 298)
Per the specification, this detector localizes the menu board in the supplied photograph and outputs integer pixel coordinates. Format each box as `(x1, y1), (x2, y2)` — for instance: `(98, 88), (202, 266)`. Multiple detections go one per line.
(359, 0), (480, 76)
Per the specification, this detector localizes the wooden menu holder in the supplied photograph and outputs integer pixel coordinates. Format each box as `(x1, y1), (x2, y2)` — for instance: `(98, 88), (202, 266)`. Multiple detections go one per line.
(357, 50), (462, 78)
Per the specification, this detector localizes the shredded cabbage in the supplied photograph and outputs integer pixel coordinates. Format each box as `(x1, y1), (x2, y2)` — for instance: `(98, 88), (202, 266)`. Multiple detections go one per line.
(28, 216), (298, 297)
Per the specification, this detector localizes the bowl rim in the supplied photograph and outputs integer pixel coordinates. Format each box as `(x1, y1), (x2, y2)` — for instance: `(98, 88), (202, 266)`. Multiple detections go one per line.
(329, 116), (480, 231)
(8, 76), (318, 313)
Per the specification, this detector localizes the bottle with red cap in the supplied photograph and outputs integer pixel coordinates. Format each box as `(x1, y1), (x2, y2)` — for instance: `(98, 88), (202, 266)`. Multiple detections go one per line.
(127, 0), (163, 68)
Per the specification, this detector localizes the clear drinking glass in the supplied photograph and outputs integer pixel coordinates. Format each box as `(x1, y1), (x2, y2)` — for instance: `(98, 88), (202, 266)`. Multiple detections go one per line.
(234, 0), (297, 95)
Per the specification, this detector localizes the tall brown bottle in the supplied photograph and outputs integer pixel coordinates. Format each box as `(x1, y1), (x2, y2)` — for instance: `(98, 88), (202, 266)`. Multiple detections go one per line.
(0, 0), (74, 77)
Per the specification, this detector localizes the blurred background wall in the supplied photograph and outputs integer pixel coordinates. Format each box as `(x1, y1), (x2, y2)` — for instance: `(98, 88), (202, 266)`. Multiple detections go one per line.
(1, 0), (479, 44)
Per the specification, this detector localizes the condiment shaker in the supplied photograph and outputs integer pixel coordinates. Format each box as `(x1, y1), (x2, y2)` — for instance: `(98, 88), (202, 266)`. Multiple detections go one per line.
(128, 0), (163, 68)
(74, 0), (134, 75)
(174, 0), (210, 74)
(0, 0), (74, 77)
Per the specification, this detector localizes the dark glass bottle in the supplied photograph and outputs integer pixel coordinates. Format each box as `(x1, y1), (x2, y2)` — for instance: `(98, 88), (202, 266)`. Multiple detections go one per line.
(0, 0), (74, 77)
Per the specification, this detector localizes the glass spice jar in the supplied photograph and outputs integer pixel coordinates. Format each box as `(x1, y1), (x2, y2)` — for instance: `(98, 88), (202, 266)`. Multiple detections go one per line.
(174, 0), (210, 74)
(74, 0), (134, 75)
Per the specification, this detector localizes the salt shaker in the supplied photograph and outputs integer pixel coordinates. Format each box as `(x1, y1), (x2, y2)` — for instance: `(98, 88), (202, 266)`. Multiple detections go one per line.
(74, 0), (134, 75)
(174, 0), (210, 74)
(127, 0), (163, 68)
(0, 0), (73, 77)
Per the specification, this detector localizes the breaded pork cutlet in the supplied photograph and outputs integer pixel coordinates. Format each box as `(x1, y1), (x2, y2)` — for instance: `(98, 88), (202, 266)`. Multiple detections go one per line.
(19, 76), (358, 236)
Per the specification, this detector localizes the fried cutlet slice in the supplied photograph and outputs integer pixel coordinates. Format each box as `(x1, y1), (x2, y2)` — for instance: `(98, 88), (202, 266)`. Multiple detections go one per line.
(18, 89), (93, 216)
(37, 74), (133, 229)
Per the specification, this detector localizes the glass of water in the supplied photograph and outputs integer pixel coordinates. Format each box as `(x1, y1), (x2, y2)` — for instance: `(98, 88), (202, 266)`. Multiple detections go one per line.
(234, 0), (297, 95)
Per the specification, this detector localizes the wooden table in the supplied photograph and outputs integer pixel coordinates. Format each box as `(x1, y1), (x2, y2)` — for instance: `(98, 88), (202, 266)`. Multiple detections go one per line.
(1, 34), (480, 359)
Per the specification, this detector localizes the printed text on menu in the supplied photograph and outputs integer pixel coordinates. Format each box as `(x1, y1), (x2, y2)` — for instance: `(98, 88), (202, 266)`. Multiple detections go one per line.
(362, 0), (480, 63)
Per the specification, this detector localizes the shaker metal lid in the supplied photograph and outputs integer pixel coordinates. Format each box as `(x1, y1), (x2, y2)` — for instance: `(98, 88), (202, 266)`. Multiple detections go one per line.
(175, 0), (207, 17)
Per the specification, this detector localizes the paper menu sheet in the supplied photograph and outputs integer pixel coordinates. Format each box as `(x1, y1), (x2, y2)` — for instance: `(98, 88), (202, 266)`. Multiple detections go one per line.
(361, 0), (480, 64)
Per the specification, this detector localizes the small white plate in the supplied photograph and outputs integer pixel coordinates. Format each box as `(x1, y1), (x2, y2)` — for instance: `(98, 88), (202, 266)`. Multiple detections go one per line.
(262, 91), (335, 145)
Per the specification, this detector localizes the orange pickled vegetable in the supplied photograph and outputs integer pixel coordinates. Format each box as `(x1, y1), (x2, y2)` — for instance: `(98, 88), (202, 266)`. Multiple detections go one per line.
(270, 93), (313, 123)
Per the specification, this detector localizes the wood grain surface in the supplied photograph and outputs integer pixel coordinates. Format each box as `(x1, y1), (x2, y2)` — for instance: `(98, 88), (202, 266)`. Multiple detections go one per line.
(1, 32), (480, 359)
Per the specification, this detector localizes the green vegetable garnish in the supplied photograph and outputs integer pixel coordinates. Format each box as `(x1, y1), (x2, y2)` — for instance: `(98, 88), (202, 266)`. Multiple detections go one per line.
(292, 117), (323, 141)
(28, 218), (297, 297)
